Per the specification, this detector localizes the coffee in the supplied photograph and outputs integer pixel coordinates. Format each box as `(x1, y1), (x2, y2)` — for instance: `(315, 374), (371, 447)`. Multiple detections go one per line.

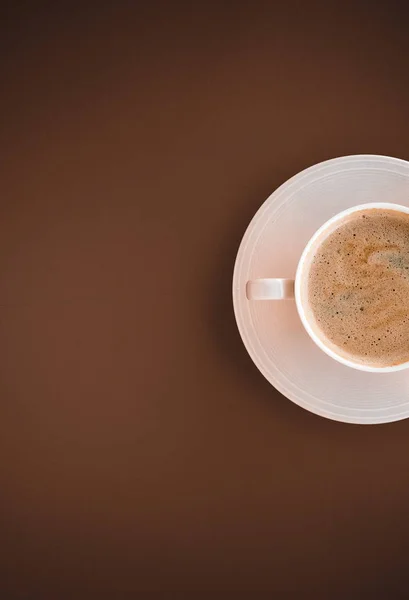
(308, 209), (409, 367)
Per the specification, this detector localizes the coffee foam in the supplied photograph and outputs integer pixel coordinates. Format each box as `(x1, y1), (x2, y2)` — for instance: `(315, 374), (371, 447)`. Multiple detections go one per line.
(307, 209), (409, 367)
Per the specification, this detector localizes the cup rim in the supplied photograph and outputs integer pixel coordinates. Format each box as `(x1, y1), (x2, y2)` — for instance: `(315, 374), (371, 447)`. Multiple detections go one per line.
(294, 202), (409, 373)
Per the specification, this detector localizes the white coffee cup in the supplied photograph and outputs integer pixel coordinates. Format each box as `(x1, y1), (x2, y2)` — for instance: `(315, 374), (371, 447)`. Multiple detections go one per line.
(246, 202), (409, 373)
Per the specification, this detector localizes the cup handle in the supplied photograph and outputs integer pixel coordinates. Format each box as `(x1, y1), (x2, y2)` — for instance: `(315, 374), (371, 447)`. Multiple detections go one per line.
(246, 278), (295, 300)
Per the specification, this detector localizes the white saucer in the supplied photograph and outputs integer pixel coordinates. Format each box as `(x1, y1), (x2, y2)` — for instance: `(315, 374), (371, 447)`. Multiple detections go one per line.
(233, 155), (409, 424)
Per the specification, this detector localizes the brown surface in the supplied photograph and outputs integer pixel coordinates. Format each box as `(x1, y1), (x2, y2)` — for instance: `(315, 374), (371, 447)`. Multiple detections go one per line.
(1, 2), (409, 597)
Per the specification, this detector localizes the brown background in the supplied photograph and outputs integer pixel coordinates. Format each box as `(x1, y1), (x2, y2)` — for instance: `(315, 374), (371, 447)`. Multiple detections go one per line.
(1, 2), (409, 597)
